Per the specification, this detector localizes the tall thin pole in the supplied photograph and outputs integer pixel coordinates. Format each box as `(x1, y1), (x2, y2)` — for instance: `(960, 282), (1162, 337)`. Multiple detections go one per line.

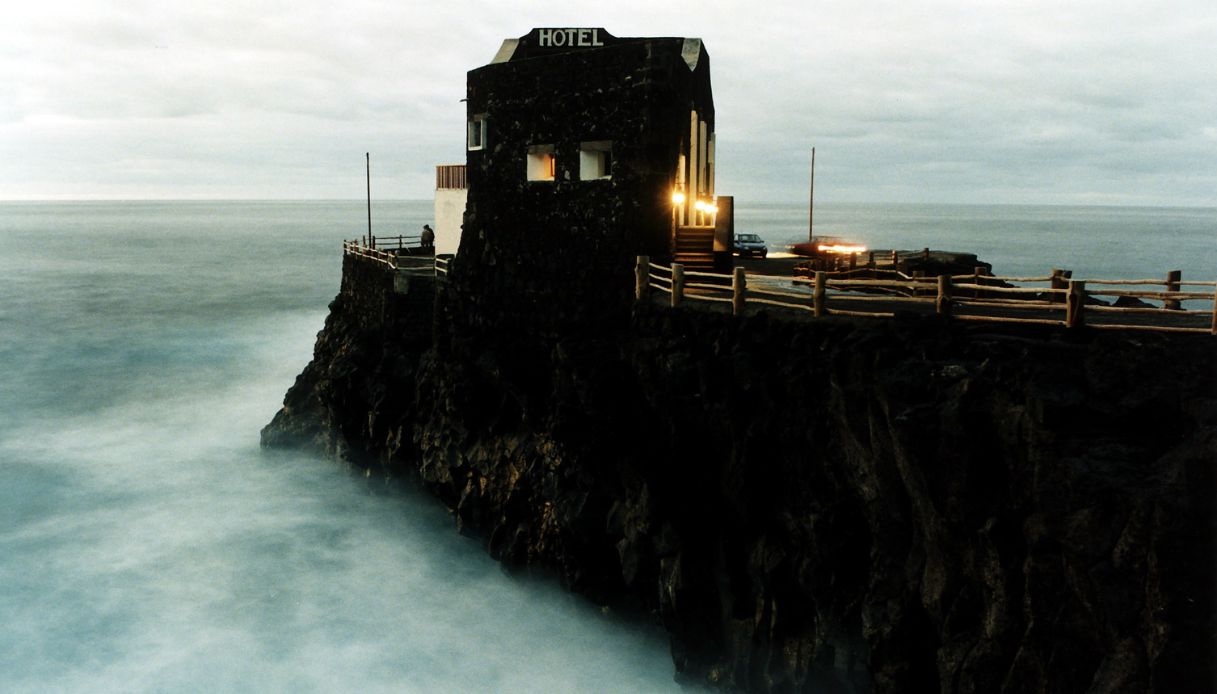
(808, 147), (815, 241)
(365, 152), (372, 242)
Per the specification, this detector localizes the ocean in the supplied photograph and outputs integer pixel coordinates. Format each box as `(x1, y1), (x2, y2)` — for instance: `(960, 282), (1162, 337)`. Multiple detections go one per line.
(738, 202), (1217, 282)
(1, 200), (1213, 692)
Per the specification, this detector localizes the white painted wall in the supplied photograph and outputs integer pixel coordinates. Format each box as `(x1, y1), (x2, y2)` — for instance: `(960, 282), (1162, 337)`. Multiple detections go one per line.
(433, 188), (467, 256)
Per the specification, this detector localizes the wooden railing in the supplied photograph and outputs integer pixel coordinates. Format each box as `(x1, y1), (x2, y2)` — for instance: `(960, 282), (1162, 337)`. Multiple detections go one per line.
(343, 239), (398, 267)
(636, 256), (1217, 335)
(356, 234), (424, 250)
(344, 239), (441, 277)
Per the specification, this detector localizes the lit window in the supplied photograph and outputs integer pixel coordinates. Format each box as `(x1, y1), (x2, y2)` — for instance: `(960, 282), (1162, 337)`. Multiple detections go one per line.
(467, 115), (488, 151)
(527, 145), (556, 182)
(579, 141), (612, 180)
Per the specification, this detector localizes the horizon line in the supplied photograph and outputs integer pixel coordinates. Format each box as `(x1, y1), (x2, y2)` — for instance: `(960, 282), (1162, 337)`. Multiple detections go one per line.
(1, 197), (1214, 210)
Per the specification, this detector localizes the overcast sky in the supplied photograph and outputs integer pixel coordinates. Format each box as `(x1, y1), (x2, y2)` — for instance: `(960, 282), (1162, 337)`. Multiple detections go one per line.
(3, 0), (1215, 205)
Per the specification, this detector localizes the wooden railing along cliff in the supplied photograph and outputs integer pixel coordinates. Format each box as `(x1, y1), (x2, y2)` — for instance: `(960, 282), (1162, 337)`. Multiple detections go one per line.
(341, 237), (1212, 333)
(343, 238), (448, 276)
(637, 256), (1217, 335)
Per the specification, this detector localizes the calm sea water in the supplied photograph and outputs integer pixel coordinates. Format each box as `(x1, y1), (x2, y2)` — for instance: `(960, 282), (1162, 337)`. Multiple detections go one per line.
(739, 202), (1216, 281)
(0, 200), (1213, 692)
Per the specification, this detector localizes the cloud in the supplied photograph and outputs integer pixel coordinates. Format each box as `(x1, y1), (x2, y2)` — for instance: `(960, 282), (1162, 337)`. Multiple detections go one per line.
(2, 0), (1215, 204)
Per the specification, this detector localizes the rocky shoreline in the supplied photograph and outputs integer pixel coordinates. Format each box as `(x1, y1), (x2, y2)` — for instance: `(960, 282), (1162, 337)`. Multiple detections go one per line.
(263, 254), (1215, 692)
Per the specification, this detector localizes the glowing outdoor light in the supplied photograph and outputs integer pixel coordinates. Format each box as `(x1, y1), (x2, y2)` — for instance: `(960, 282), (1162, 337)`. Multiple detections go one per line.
(818, 243), (868, 254)
(671, 191), (686, 206)
(691, 199), (717, 216)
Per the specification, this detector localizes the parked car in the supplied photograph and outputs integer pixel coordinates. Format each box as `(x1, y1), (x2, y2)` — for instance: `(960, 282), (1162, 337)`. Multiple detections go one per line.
(733, 233), (768, 258)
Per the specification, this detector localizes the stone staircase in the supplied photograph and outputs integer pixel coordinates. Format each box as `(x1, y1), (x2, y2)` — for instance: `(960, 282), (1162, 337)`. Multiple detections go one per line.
(673, 226), (715, 271)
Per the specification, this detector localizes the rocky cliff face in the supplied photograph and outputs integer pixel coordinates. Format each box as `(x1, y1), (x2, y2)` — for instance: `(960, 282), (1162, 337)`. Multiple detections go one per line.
(263, 255), (1216, 693)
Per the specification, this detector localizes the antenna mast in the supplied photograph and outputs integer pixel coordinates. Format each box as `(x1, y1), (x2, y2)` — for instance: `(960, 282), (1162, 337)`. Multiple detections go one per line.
(808, 147), (815, 241)
(366, 153), (372, 242)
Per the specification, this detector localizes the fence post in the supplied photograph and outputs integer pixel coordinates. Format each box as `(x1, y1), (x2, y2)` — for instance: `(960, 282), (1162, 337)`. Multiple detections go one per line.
(973, 266), (986, 299)
(867, 252), (875, 269)
(1050, 268), (1073, 304)
(1211, 282), (1217, 335)
(936, 275), (952, 318)
(890, 250), (899, 269)
(635, 256), (650, 301)
(1165, 270), (1182, 310)
(813, 271), (826, 317)
(1066, 279), (1086, 328)
(732, 267), (746, 316)
(672, 263), (685, 308)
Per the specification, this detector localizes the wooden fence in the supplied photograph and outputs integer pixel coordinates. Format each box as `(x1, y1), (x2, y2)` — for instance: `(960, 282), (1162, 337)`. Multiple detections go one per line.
(636, 256), (1217, 335)
(356, 234), (424, 251)
(343, 239), (442, 277)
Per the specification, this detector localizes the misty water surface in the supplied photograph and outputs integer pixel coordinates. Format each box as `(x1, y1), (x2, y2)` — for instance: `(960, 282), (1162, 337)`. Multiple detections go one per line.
(0, 201), (685, 693)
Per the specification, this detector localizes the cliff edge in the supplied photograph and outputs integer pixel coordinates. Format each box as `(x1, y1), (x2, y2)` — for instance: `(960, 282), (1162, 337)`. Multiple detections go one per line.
(263, 255), (1216, 693)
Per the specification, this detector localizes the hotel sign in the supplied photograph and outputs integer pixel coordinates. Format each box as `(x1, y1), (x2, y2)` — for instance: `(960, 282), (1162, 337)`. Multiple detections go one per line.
(493, 28), (624, 63)
(537, 28), (607, 48)
(518, 28), (620, 55)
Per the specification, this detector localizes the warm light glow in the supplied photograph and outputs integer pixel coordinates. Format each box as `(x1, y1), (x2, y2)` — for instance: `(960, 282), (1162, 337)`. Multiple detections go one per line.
(704, 203), (718, 215)
(817, 243), (869, 255)
(671, 191), (686, 205)
(693, 200), (707, 212)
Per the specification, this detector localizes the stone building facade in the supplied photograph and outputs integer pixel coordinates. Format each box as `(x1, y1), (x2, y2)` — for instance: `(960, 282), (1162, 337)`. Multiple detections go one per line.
(449, 28), (724, 331)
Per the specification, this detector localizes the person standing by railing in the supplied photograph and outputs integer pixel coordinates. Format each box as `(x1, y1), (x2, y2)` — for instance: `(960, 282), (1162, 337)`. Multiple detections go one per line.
(421, 225), (435, 250)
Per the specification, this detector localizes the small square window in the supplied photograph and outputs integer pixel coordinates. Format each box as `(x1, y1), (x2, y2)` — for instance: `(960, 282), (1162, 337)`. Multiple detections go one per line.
(579, 141), (612, 180)
(467, 115), (488, 151)
(527, 145), (556, 182)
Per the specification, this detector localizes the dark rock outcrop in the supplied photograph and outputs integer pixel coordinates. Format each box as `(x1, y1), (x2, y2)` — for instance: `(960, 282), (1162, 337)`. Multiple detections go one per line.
(263, 255), (1216, 693)
(261, 255), (435, 464)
